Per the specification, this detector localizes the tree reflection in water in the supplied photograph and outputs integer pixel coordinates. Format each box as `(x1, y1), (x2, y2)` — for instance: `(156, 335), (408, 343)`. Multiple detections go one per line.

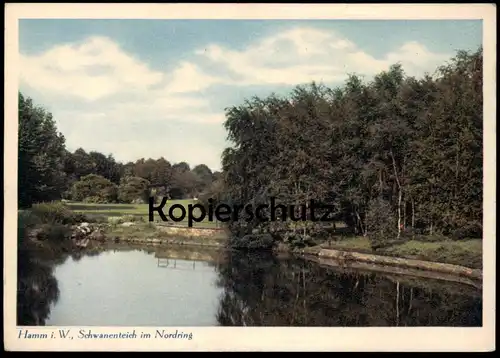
(17, 240), (104, 326)
(214, 251), (482, 327)
(17, 246), (61, 326)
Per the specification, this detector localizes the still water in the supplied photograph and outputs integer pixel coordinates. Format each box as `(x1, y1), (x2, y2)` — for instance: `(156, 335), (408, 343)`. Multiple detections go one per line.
(21, 245), (482, 327)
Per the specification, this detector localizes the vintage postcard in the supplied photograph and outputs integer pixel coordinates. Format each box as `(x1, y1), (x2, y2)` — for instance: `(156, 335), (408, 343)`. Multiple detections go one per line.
(4, 3), (496, 352)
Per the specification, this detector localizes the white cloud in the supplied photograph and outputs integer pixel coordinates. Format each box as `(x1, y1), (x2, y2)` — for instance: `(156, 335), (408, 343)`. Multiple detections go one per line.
(164, 61), (226, 94)
(18, 27), (453, 171)
(19, 35), (228, 170)
(385, 41), (450, 77)
(196, 27), (451, 85)
(20, 36), (165, 101)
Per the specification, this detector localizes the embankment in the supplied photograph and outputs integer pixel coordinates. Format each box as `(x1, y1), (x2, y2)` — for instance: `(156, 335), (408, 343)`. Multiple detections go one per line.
(44, 214), (481, 285)
(293, 246), (482, 282)
(101, 222), (229, 248)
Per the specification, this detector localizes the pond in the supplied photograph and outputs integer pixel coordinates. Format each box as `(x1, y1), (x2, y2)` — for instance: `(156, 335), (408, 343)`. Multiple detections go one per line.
(18, 244), (482, 327)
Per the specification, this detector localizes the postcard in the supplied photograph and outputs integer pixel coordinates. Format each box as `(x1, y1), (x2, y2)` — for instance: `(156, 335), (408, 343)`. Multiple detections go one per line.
(4, 3), (496, 352)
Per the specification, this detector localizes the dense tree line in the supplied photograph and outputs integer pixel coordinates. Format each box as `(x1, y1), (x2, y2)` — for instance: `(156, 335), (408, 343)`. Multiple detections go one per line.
(218, 48), (483, 247)
(18, 93), (218, 206)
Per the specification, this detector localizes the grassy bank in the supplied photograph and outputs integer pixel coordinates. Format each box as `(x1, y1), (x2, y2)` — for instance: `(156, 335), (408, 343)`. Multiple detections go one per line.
(313, 236), (483, 270)
(103, 222), (227, 247)
(66, 200), (221, 228)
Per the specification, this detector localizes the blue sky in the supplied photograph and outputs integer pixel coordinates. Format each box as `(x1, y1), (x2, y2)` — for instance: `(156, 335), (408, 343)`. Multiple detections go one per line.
(19, 19), (482, 171)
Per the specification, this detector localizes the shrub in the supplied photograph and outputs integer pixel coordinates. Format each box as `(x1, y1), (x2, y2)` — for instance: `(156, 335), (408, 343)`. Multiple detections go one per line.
(30, 201), (88, 225)
(230, 234), (275, 250)
(71, 174), (118, 203)
(18, 211), (42, 247)
(37, 223), (72, 243)
(18, 210), (42, 229)
(365, 198), (399, 250)
(117, 176), (150, 204)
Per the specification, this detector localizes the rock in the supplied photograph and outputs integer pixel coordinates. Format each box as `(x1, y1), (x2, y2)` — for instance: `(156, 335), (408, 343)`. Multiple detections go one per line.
(121, 222), (135, 227)
(75, 238), (90, 248)
(89, 230), (106, 242)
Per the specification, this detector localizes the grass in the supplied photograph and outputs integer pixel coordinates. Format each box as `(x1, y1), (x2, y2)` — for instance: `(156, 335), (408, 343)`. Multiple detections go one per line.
(383, 239), (483, 269)
(321, 236), (483, 269)
(66, 200), (221, 228)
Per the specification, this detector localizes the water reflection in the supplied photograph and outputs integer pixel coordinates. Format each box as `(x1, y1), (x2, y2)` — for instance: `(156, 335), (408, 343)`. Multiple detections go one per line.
(43, 245), (223, 326)
(17, 257), (60, 326)
(214, 251), (482, 327)
(16, 243), (103, 326)
(17, 244), (482, 327)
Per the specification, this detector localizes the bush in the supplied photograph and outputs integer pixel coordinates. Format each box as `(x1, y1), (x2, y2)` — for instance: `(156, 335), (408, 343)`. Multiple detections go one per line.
(118, 176), (150, 204)
(18, 210), (42, 229)
(230, 234), (275, 250)
(36, 223), (72, 243)
(30, 201), (88, 225)
(71, 174), (118, 203)
(365, 198), (399, 250)
(451, 223), (482, 240)
(18, 211), (42, 248)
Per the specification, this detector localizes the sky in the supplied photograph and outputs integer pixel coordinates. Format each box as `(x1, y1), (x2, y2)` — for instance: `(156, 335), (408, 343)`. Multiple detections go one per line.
(18, 19), (482, 172)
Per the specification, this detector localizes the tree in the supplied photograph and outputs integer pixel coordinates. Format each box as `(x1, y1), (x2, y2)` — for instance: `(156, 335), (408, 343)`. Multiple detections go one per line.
(219, 47), (483, 248)
(192, 164), (213, 194)
(18, 93), (67, 208)
(70, 174), (118, 203)
(118, 176), (151, 204)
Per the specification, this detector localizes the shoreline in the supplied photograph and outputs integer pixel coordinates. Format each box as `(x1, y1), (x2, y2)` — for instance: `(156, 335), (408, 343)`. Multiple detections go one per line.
(26, 217), (483, 285)
(287, 246), (482, 282)
(100, 227), (483, 284)
(103, 223), (483, 282)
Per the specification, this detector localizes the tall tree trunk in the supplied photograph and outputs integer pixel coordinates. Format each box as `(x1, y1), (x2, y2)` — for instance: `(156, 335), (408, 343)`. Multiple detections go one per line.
(390, 150), (402, 239)
(397, 189), (402, 239)
(354, 207), (366, 237)
(403, 197), (407, 230)
(411, 197), (415, 239)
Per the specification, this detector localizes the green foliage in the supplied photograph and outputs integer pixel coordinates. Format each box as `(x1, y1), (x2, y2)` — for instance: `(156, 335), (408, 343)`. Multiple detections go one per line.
(36, 223), (73, 243)
(18, 210), (42, 229)
(70, 174), (118, 203)
(118, 176), (150, 204)
(221, 48), (483, 248)
(18, 93), (67, 208)
(230, 234), (275, 250)
(30, 201), (88, 225)
(365, 198), (398, 250)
